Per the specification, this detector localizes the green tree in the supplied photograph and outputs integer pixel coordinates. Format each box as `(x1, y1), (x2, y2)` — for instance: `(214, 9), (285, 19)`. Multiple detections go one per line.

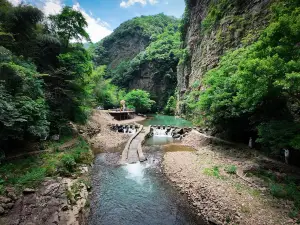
(164, 96), (176, 115)
(49, 6), (90, 48)
(125, 89), (155, 113)
(186, 0), (300, 150)
(108, 23), (181, 108)
(44, 44), (93, 130)
(88, 65), (126, 109)
(0, 48), (49, 141)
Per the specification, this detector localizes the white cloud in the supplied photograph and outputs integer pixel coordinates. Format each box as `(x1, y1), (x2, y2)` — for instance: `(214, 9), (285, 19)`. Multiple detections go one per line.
(7, 0), (22, 6)
(42, 0), (63, 16)
(120, 0), (158, 8)
(8, 0), (112, 43)
(148, 0), (158, 5)
(72, 3), (112, 43)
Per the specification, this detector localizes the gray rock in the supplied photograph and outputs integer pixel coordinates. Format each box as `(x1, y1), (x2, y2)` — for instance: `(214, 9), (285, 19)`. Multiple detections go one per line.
(173, 134), (181, 139)
(0, 206), (4, 215)
(41, 183), (60, 196)
(23, 188), (36, 194)
(3, 203), (14, 209)
(7, 192), (17, 201)
(0, 196), (11, 204)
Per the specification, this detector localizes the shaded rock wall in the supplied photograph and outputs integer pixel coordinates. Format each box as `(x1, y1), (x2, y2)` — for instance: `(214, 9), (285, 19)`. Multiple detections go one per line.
(177, 0), (274, 115)
(128, 61), (178, 109)
(104, 34), (149, 69)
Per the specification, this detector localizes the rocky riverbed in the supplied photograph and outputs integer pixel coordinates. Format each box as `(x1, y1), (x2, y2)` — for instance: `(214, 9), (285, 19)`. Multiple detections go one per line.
(77, 110), (145, 154)
(0, 166), (91, 225)
(163, 130), (295, 225)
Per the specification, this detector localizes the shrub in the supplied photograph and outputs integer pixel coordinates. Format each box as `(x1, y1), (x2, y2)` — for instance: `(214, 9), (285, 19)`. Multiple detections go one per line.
(257, 121), (300, 153)
(125, 89), (155, 113)
(204, 166), (221, 178)
(61, 154), (76, 172)
(184, 0), (300, 150)
(270, 183), (287, 198)
(225, 165), (237, 174)
(17, 168), (46, 188)
(164, 96), (176, 115)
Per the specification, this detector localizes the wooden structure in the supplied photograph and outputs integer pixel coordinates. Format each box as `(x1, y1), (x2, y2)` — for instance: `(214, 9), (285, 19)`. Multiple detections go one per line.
(108, 110), (135, 120)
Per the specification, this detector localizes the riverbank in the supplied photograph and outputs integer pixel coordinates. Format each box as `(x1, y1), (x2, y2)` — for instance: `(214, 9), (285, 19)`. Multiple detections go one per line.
(0, 137), (93, 225)
(163, 130), (299, 224)
(79, 110), (145, 154)
(0, 110), (142, 224)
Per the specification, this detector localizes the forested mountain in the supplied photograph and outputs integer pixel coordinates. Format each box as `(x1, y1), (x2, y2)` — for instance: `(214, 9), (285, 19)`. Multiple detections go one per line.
(91, 14), (181, 110)
(0, 1), (95, 150)
(178, 0), (300, 156)
(1, 0), (299, 158)
(0, 2), (167, 152)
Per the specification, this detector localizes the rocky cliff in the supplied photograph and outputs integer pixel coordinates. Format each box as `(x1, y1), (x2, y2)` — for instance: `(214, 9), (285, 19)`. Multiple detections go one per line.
(93, 14), (180, 110)
(177, 0), (274, 115)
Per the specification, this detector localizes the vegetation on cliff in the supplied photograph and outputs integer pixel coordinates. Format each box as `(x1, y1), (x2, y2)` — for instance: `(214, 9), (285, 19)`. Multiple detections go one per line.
(184, 0), (300, 154)
(92, 14), (181, 111)
(125, 89), (155, 113)
(93, 13), (178, 67)
(0, 1), (97, 155)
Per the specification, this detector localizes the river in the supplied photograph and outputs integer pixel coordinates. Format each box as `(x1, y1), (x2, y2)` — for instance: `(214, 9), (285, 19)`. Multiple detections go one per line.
(89, 115), (205, 225)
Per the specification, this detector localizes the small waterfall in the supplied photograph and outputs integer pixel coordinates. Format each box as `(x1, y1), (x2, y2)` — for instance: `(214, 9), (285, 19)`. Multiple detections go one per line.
(152, 126), (173, 137)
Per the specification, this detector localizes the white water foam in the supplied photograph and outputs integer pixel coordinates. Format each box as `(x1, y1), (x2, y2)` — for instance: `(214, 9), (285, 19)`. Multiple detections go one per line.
(123, 162), (150, 185)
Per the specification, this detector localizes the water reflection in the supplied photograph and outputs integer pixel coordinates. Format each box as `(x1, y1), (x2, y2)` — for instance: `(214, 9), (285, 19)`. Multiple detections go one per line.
(89, 153), (205, 225)
(139, 114), (192, 127)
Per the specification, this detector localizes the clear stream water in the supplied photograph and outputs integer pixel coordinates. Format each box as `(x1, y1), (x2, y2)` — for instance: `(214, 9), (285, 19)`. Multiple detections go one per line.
(89, 115), (204, 225)
(140, 114), (193, 146)
(139, 114), (193, 127)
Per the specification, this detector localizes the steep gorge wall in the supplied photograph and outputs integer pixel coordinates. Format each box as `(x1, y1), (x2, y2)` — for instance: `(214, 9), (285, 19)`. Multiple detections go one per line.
(128, 61), (177, 109)
(101, 32), (150, 69)
(93, 14), (180, 110)
(177, 0), (274, 115)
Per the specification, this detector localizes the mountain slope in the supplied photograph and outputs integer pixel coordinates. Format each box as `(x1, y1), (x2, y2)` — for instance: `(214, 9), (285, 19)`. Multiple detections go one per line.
(92, 14), (181, 110)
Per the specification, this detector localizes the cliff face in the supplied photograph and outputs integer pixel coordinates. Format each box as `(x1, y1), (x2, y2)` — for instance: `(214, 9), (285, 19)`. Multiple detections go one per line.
(102, 33), (150, 69)
(177, 0), (274, 115)
(128, 61), (177, 109)
(93, 14), (180, 110)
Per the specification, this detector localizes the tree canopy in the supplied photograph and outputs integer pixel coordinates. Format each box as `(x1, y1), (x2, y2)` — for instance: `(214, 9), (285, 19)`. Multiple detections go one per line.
(0, 1), (93, 150)
(185, 0), (300, 153)
(48, 6), (90, 48)
(125, 89), (155, 113)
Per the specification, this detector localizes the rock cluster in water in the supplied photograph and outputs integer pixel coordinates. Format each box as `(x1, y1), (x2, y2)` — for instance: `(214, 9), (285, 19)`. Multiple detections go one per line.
(109, 124), (139, 134)
(149, 126), (193, 140)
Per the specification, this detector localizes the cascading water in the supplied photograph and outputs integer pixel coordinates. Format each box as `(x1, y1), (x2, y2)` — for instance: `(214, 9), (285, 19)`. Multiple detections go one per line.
(89, 115), (205, 225)
(89, 153), (205, 225)
(145, 127), (181, 146)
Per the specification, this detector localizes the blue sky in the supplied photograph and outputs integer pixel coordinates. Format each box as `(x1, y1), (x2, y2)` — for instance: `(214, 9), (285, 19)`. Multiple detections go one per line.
(8, 0), (185, 43)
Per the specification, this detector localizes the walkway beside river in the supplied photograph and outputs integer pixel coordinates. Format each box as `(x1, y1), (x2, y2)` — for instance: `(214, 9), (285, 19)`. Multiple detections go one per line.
(120, 125), (150, 164)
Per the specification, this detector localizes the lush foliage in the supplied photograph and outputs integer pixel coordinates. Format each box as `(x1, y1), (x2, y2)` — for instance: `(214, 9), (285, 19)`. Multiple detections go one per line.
(124, 89), (155, 113)
(109, 24), (181, 109)
(48, 6), (90, 48)
(92, 14), (180, 110)
(91, 66), (126, 109)
(0, 137), (93, 192)
(111, 24), (181, 86)
(0, 56), (49, 140)
(0, 1), (94, 151)
(185, 0), (300, 152)
(99, 13), (177, 54)
(164, 96), (177, 115)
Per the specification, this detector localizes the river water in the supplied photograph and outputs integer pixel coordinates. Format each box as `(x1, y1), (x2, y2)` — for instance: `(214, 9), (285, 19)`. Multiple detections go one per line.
(139, 114), (193, 127)
(140, 114), (193, 146)
(89, 115), (204, 225)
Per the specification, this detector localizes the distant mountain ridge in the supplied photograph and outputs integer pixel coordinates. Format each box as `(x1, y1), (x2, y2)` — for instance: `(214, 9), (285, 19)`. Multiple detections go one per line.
(92, 14), (181, 110)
